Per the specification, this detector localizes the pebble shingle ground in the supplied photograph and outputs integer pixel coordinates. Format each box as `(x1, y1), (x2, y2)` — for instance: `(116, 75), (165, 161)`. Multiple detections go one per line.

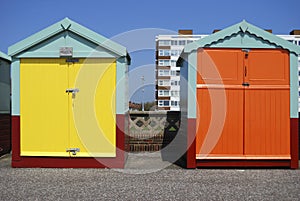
(1, 153), (299, 201)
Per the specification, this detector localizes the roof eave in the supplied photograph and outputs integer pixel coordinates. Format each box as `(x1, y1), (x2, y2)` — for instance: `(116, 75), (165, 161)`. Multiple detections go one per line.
(0, 51), (11, 62)
(8, 17), (129, 58)
(8, 19), (67, 56)
(184, 20), (300, 55)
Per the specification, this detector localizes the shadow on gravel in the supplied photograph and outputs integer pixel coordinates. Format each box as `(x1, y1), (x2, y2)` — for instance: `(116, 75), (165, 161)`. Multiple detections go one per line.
(0, 154), (11, 168)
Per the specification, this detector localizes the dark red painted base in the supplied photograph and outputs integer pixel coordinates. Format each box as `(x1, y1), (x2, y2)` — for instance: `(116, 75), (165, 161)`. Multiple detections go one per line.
(186, 118), (196, 169)
(12, 157), (124, 168)
(290, 118), (299, 169)
(11, 115), (127, 168)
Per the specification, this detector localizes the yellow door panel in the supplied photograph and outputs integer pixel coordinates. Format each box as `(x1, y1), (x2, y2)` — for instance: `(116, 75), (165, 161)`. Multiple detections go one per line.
(69, 59), (116, 157)
(20, 58), (116, 157)
(20, 59), (69, 156)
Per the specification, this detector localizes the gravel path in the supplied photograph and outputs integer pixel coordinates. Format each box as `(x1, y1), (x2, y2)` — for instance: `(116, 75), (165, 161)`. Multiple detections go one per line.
(1, 153), (299, 201)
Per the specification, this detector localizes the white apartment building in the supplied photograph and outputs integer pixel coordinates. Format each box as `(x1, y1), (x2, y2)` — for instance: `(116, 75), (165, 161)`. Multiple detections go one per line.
(156, 30), (300, 111)
(155, 30), (208, 111)
(277, 34), (300, 111)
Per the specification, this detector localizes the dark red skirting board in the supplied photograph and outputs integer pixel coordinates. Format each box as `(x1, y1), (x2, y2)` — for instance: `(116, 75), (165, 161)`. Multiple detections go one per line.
(11, 115), (127, 168)
(186, 118), (196, 169)
(290, 118), (299, 169)
(0, 113), (11, 156)
(11, 116), (20, 161)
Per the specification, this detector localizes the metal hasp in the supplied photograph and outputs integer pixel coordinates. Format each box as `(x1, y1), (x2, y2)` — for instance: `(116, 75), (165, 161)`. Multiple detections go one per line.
(242, 48), (250, 58)
(66, 58), (79, 63)
(66, 148), (80, 155)
(66, 88), (79, 98)
(242, 48), (251, 53)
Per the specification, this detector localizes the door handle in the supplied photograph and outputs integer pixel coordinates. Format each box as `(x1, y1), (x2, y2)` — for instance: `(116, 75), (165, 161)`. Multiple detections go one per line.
(66, 88), (79, 98)
(66, 88), (79, 93)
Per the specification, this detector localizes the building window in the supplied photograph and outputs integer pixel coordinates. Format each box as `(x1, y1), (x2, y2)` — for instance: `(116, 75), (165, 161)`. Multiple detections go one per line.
(171, 101), (179, 106)
(158, 49), (171, 56)
(171, 60), (177, 67)
(158, 80), (170, 86)
(171, 50), (177, 56)
(158, 100), (170, 107)
(171, 50), (181, 56)
(158, 60), (171, 66)
(179, 40), (186, 46)
(158, 69), (170, 76)
(171, 91), (179, 97)
(165, 50), (171, 56)
(158, 90), (170, 96)
(171, 80), (180, 86)
(158, 50), (164, 56)
(171, 40), (178, 46)
(158, 101), (163, 107)
(158, 40), (171, 46)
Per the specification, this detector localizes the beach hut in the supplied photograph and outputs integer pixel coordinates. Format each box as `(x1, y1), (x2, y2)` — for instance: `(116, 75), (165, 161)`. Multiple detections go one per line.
(8, 18), (130, 168)
(178, 20), (300, 168)
(0, 51), (11, 156)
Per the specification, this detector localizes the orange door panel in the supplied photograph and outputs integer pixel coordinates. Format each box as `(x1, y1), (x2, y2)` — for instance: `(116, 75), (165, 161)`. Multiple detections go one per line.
(196, 87), (244, 158)
(244, 89), (290, 157)
(244, 49), (290, 157)
(196, 49), (244, 158)
(246, 49), (289, 86)
(196, 48), (290, 159)
(197, 49), (243, 85)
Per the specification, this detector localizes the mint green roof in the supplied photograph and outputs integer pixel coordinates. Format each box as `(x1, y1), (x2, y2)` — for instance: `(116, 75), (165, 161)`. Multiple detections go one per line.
(184, 20), (300, 55)
(8, 18), (130, 62)
(0, 51), (11, 62)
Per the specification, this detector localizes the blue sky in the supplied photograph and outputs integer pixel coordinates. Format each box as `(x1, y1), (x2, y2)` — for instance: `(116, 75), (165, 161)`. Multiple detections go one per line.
(1, 0), (299, 102)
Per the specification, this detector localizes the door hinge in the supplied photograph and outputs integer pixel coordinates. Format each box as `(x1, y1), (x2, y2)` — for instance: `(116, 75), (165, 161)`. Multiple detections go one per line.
(66, 148), (80, 155)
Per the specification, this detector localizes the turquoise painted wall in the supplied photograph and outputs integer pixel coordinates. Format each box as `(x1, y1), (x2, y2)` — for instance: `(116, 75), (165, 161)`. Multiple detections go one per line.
(290, 53), (299, 118)
(11, 59), (20, 116)
(187, 52), (197, 119)
(0, 58), (11, 113)
(116, 57), (128, 114)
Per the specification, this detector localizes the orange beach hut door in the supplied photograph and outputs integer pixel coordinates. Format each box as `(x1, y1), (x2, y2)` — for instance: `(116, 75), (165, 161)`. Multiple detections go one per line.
(20, 58), (116, 157)
(196, 49), (290, 159)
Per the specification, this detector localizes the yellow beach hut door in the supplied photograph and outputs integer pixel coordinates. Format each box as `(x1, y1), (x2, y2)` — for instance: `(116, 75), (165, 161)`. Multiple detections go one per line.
(20, 58), (116, 157)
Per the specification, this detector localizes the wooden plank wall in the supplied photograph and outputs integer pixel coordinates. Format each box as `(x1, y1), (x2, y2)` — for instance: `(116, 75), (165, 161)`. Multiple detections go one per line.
(0, 114), (11, 156)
